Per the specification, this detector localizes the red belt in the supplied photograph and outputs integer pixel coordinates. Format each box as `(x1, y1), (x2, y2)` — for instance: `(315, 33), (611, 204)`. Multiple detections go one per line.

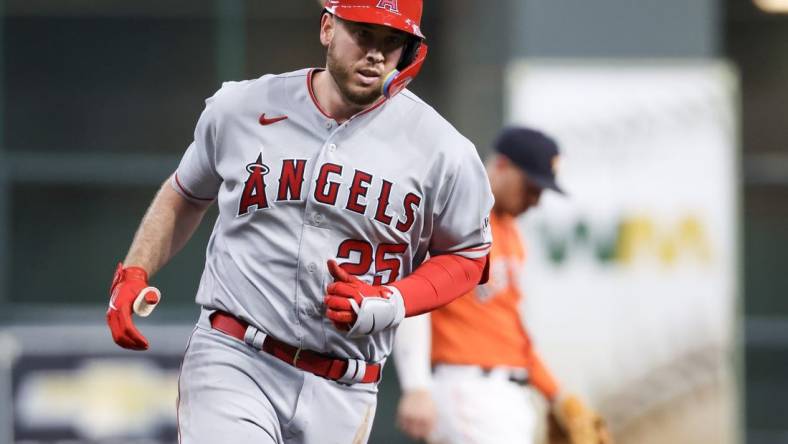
(210, 311), (381, 384)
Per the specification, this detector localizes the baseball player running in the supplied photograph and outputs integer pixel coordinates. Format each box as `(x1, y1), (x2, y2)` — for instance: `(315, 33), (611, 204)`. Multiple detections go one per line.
(393, 127), (610, 444)
(105, 1), (494, 443)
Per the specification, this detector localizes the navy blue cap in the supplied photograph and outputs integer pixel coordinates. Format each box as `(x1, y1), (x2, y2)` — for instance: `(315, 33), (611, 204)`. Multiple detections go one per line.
(494, 126), (564, 194)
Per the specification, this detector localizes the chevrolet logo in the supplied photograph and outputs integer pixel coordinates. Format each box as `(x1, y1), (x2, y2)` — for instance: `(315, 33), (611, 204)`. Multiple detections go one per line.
(16, 359), (178, 439)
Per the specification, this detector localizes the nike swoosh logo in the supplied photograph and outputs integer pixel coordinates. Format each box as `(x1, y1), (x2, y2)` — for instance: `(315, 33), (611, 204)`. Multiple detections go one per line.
(259, 113), (288, 126)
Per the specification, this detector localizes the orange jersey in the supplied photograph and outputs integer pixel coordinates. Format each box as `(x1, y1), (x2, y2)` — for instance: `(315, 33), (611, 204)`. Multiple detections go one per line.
(430, 213), (559, 398)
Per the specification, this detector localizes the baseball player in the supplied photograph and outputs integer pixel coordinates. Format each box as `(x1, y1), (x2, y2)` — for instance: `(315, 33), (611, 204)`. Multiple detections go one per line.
(393, 127), (610, 444)
(105, 1), (494, 443)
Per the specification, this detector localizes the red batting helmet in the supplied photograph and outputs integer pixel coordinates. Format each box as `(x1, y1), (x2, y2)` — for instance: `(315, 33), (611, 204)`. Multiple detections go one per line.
(324, 0), (425, 39)
(323, 0), (428, 98)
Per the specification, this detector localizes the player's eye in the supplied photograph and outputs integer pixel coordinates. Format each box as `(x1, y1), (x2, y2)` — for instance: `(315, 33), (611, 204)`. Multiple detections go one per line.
(384, 35), (404, 49)
(353, 28), (372, 42)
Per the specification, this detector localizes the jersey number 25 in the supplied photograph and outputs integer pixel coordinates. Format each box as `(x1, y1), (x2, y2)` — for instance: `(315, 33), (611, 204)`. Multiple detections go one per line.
(336, 239), (407, 285)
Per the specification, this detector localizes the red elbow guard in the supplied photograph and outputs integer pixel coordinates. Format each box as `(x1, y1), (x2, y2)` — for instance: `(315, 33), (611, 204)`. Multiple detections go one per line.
(391, 254), (487, 317)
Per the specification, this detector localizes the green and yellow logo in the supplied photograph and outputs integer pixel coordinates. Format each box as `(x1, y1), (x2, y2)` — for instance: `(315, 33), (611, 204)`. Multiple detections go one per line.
(538, 214), (713, 267)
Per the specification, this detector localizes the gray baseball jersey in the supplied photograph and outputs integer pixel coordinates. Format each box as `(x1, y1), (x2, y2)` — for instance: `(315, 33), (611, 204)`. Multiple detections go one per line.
(172, 68), (493, 363)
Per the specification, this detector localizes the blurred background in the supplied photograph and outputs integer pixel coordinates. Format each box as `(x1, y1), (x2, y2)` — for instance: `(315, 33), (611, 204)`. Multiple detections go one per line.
(0, 0), (786, 442)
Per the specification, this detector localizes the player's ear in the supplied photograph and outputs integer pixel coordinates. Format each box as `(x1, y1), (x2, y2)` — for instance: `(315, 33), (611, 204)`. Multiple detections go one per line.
(491, 153), (510, 172)
(319, 13), (334, 48)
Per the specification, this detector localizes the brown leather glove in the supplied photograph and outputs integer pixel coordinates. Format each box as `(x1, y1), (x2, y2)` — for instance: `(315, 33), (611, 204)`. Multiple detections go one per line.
(548, 395), (612, 444)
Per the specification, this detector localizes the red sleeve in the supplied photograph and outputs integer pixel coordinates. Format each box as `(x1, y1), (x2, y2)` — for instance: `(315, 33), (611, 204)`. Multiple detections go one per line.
(391, 254), (486, 317)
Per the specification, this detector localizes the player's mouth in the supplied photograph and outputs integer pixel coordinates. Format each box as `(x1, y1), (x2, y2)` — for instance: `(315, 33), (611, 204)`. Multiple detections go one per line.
(356, 68), (381, 86)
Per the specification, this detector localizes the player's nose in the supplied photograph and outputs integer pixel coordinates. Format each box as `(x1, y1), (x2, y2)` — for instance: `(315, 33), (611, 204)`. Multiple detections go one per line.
(364, 47), (385, 64)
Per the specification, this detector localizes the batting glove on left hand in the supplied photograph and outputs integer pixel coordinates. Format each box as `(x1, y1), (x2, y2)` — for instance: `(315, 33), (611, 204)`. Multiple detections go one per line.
(106, 262), (161, 350)
(324, 259), (405, 337)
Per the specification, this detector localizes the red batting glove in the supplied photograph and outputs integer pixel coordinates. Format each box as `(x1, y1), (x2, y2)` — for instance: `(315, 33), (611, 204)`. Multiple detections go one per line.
(324, 259), (393, 331)
(106, 262), (160, 350)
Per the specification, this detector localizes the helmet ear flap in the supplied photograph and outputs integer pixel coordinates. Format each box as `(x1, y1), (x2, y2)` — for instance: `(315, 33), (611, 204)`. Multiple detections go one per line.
(382, 42), (428, 98)
(397, 37), (422, 71)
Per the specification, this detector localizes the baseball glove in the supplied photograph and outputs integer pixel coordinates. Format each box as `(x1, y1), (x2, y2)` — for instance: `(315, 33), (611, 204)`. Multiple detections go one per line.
(548, 395), (612, 444)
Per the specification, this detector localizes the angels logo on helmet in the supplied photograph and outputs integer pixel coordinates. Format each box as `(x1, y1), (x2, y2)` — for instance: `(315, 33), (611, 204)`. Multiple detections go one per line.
(376, 0), (399, 13)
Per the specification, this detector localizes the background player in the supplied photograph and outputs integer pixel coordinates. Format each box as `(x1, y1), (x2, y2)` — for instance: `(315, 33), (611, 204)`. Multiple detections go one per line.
(393, 127), (610, 444)
(105, 1), (494, 443)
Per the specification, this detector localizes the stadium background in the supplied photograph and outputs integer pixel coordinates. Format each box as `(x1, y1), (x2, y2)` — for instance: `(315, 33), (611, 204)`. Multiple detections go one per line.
(0, 0), (786, 443)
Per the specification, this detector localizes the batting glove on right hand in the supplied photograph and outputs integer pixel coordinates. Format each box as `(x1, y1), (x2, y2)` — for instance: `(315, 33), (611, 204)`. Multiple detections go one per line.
(106, 262), (161, 350)
(324, 259), (405, 337)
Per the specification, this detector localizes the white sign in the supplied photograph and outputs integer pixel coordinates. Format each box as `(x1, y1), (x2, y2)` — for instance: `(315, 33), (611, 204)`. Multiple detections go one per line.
(506, 61), (738, 426)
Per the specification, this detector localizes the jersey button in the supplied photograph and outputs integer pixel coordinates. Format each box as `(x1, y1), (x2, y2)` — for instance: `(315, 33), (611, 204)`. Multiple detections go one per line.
(324, 120), (333, 129)
(328, 143), (337, 152)
(313, 213), (324, 224)
(307, 262), (317, 273)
